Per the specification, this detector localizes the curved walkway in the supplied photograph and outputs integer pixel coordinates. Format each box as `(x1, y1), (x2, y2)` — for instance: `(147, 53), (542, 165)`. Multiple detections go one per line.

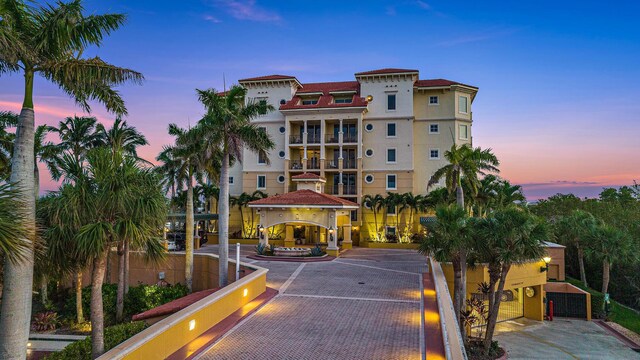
(195, 246), (425, 360)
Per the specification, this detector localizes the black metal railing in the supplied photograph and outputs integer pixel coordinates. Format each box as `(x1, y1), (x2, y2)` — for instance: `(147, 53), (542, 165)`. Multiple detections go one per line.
(343, 185), (357, 195)
(307, 134), (321, 144)
(326, 160), (339, 169)
(343, 159), (357, 169)
(289, 135), (303, 144)
(343, 134), (357, 143)
(306, 159), (320, 169)
(290, 161), (303, 170)
(325, 134), (339, 143)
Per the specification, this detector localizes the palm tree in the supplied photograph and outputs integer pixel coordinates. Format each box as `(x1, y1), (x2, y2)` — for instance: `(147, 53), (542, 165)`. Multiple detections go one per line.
(192, 86), (275, 287)
(163, 124), (205, 293)
(427, 143), (499, 326)
(553, 210), (599, 288)
(0, 183), (30, 262)
(494, 179), (526, 209)
(47, 116), (101, 177)
(472, 207), (548, 353)
(0, 111), (18, 181)
(0, 2), (142, 355)
(95, 117), (148, 159)
(585, 224), (636, 294)
(230, 192), (252, 238)
(401, 192), (424, 240)
(418, 204), (471, 337)
(472, 174), (499, 217)
(156, 146), (182, 201)
(73, 147), (166, 357)
(362, 194), (385, 241)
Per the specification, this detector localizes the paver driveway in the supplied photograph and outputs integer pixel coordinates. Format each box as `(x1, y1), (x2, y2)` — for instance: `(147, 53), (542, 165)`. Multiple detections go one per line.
(195, 246), (426, 360)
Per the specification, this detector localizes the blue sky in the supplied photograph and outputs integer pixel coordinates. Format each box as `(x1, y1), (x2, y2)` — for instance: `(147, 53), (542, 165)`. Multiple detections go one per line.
(1, 0), (639, 199)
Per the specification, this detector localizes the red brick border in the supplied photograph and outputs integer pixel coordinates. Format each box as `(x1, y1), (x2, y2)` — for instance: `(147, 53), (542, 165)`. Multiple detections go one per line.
(167, 287), (279, 360)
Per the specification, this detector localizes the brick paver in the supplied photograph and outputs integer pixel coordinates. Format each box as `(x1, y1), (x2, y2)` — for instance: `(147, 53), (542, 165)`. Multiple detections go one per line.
(195, 247), (425, 360)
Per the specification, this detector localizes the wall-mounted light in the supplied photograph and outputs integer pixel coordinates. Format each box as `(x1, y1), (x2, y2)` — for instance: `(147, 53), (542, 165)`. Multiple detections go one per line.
(540, 256), (551, 272)
(189, 319), (196, 331)
(243, 288), (248, 297)
(329, 226), (334, 242)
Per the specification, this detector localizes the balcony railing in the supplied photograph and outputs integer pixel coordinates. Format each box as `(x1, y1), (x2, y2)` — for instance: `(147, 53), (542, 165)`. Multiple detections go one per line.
(290, 161), (303, 170)
(306, 159), (320, 169)
(328, 185), (339, 195)
(289, 135), (303, 144)
(307, 134), (321, 144)
(325, 134), (339, 143)
(343, 185), (357, 195)
(343, 134), (358, 143)
(326, 160), (339, 169)
(343, 159), (357, 169)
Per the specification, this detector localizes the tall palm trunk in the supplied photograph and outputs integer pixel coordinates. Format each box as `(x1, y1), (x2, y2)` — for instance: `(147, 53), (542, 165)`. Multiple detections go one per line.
(452, 258), (463, 326)
(185, 176), (194, 293)
(602, 259), (610, 294)
(116, 242), (125, 322)
(455, 175), (468, 339)
(372, 209), (379, 241)
(124, 240), (130, 295)
(238, 204), (245, 238)
(484, 264), (510, 353)
(218, 152), (230, 287)
(0, 72), (36, 360)
(577, 245), (588, 288)
(91, 250), (108, 358)
(76, 271), (84, 323)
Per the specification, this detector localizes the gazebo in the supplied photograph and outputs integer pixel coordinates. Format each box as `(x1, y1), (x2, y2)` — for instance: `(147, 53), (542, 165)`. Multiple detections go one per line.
(248, 173), (359, 256)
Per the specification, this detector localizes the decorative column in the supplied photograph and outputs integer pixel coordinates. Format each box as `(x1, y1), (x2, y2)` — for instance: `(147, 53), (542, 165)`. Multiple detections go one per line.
(326, 210), (339, 257)
(342, 223), (352, 250)
(284, 224), (295, 247)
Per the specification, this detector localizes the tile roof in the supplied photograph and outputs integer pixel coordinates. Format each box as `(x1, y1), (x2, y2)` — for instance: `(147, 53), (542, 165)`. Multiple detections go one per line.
(280, 81), (367, 110)
(355, 68), (419, 76)
(415, 79), (478, 89)
(291, 172), (325, 180)
(248, 189), (359, 208)
(238, 74), (297, 82)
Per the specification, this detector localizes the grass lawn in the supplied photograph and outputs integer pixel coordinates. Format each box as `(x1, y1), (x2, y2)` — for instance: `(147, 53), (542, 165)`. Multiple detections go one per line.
(565, 277), (640, 335)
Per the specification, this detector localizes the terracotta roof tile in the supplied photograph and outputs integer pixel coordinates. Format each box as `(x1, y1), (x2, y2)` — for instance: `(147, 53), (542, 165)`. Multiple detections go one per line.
(238, 74), (297, 82)
(297, 81), (359, 94)
(355, 68), (419, 76)
(415, 79), (478, 89)
(248, 189), (359, 208)
(291, 172), (324, 180)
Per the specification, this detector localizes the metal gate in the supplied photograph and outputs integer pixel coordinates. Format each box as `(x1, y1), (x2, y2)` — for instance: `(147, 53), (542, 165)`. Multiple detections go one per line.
(546, 292), (588, 319)
(472, 288), (524, 328)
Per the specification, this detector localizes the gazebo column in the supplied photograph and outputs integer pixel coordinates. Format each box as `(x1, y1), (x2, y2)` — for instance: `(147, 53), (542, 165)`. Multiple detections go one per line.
(284, 224), (295, 247)
(342, 223), (352, 250)
(326, 211), (339, 257)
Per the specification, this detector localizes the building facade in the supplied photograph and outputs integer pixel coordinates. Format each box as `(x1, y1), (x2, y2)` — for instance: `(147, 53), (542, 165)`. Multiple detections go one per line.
(228, 68), (478, 244)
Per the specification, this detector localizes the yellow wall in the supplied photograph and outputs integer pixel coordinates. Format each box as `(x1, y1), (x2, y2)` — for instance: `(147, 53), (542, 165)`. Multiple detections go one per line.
(98, 259), (268, 360)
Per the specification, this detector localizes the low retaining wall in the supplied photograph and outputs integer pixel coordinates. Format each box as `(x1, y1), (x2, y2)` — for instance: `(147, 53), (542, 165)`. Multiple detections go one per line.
(98, 254), (268, 359)
(361, 242), (419, 250)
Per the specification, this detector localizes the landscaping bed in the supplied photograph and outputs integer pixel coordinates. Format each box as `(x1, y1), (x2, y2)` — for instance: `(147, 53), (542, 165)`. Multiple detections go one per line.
(466, 340), (507, 360)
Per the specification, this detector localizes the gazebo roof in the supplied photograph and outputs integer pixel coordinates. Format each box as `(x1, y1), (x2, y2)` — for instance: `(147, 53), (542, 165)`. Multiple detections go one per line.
(248, 189), (358, 209)
(291, 172), (325, 181)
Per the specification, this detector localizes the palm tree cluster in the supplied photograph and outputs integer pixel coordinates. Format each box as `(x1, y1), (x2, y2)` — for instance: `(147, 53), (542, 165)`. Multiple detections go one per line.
(1, 1), (143, 357)
(230, 191), (268, 238)
(362, 192), (433, 242)
(156, 85), (274, 290)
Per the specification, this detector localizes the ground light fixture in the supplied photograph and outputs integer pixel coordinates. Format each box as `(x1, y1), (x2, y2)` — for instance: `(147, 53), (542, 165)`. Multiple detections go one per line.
(189, 319), (196, 331)
(540, 256), (552, 272)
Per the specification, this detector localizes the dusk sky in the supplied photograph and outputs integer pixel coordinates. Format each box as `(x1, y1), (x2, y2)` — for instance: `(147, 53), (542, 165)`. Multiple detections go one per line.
(1, 0), (639, 200)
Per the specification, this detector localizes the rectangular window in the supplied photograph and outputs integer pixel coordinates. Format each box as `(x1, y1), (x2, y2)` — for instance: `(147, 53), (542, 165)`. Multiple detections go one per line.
(257, 175), (266, 189)
(429, 149), (440, 160)
(387, 205), (396, 215)
(386, 226), (397, 236)
(302, 99), (318, 105)
(350, 210), (358, 221)
(334, 97), (352, 104)
(386, 148), (397, 163)
(387, 94), (396, 110)
(229, 176), (234, 184)
(458, 96), (468, 113)
(459, 124), (469, 140)
(429, 96), (439, 105)
(257, 98), (268, 115)
(386, 174), (397, 190)
(258, 151), (267, 164)
(429, 124), (439, 134)
(386, 122), (397, 137)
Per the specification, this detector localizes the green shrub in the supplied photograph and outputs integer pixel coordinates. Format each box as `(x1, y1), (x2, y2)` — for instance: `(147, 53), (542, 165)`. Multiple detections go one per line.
(124, 284), (189, 319)
(45, 321), (147, 360)
(62, 283), (188, 325)
(590, 292), (605, 319)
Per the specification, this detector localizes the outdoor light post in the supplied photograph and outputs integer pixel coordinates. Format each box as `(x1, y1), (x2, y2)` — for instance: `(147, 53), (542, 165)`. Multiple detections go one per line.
(329, 226), (334, 242)
(540, 256), (551, 272)
(258, 225), (265, 240)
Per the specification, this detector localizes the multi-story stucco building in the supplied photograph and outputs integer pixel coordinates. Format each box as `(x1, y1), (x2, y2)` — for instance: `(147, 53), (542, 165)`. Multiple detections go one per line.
(228, 68), (477, 245)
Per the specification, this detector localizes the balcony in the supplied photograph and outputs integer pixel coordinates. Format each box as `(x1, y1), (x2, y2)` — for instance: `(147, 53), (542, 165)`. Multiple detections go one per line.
(343, 185), (357, 195)
(326, 185), (339, 195)
(343, 159), (357, 169)
(306, 159), (320, 169)
(289, 135), (303, 144)
(307, 134), (321, 144)
(325, 134), (339, 144)
(326, 160), (339, 169)
(343, 134), (358, 143)
(290, 161), (303, 170)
